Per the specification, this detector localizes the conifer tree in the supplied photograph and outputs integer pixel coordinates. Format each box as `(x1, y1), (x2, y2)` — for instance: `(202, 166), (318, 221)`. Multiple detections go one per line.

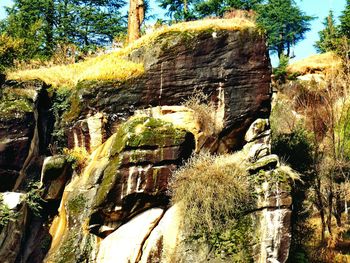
(340, 0), (350, 38)
(195, 0), (262, 17)
(0, 0), (127, 60)
(256, 0), (314, 59)
(315, 10), (340, 53)
(157, 0), (197, 22)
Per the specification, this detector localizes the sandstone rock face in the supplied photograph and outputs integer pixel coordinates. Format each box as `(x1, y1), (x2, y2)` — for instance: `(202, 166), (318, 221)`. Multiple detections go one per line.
(87, 116), (195, 237)
(0, 22), (290, 263)
(40, 155), (71, 201)
(244, 120), (292, 263)
(0, 80), (53, 191)
(66, 28), (271, 153)
(0, 192), (27, 263)
(97, 208), (164, 263)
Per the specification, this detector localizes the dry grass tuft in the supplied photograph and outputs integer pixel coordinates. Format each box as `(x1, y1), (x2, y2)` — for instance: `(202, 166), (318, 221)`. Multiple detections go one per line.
(8, 55), (144, 89)
(182, 90), (223, 136)
(119, 18), (255, 56)
(7, 18), (255, 89)
(287, 52), (342, 75)
(170, 151), (253, 234)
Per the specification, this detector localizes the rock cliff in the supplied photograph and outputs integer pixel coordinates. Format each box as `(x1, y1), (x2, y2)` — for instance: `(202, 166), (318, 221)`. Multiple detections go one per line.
(0, 19), (292, 263)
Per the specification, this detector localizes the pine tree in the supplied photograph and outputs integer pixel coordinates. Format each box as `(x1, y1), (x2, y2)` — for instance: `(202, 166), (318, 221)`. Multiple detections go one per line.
(315, 10), (340, 53)
(0, 0), (127, 60)
(195, 0), (262, 17)
(157, 0), (197, 22)
(340, 0), (350, 38)
(256, 0), (314, 59)
(128, 0), (145, 43)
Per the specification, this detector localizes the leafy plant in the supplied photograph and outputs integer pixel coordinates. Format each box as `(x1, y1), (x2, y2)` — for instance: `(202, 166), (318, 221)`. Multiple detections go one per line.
(63, 147), (89, 172)
(0, 196), (17, 230)
(24, 181), (45, 217)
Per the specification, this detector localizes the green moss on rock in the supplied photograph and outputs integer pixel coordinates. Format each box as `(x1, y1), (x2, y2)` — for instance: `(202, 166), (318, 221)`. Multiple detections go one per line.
(0, 87), (33, 119)
(67, 194), (87, 215)
(110, 117), (187, 157)
(93, 156), (122, 207)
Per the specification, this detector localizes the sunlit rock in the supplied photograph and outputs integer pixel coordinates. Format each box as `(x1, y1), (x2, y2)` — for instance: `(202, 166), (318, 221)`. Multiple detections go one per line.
(96, 208), (164, 263)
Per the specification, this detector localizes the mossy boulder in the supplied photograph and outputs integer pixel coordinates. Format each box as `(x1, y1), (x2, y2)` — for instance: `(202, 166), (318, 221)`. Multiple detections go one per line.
(89, 116), (194, 237)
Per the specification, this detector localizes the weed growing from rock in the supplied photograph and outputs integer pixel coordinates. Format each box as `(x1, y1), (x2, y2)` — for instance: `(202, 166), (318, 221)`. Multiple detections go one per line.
(182, 90), (223, 136)
(170, 152), (256, 260)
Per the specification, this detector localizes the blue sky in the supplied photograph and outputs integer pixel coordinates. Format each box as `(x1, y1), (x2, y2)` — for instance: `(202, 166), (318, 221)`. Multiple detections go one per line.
(0, 0), (347, 66)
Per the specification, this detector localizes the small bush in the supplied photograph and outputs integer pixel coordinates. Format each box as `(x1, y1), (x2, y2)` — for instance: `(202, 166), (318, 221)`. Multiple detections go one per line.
(63, 147), (89, 172)
(182, 90), (223, 136)
(273, 55), (289, 84)
(24, 181), (45, 217)
(170, 152), (256, 260)
(0, 33), (24, 72)
(0, 196), (17, 230)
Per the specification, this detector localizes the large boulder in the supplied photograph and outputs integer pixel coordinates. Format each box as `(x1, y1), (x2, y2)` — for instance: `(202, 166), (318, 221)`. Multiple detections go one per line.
(66, 28), (271, 153)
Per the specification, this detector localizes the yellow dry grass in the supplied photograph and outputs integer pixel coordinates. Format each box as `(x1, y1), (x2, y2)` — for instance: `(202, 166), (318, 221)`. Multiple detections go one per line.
(287, 52), (342, 75)
(7, 18), (255, 89)
(118, 17), (255, 56)
(8, 55), (144, 88)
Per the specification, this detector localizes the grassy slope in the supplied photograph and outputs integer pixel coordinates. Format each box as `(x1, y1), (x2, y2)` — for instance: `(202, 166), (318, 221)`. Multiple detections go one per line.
(7, 18), (255, 89)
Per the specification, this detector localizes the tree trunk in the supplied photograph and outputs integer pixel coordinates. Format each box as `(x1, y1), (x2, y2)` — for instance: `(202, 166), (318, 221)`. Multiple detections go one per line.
(315, 177), (326, 243)
(326, 188), (333, 236)
(334, 185), (342, 227)
(45, 0), (54, 55)
(128, 0), (144, 43)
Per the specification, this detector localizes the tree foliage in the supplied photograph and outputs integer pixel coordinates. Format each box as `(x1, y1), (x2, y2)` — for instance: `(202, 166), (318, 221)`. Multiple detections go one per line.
(0, 33), (25, 72)
(315, 11), (341, 53)
(256, 0), (314, 59)
(0, 0), (127, 61)
(340, 0), (350, 39)
(195, 0), (263, 17)
(157, 0), (198, 22)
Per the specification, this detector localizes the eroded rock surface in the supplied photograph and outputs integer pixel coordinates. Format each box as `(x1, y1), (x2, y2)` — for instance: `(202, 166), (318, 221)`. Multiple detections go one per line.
(65, 28), (271, 153)
(0, 21), (293, 263)
(0, 80), (53, 191)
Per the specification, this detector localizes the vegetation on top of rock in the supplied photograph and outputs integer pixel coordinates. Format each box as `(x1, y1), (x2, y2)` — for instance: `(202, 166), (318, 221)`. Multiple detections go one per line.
(7, 56), (144, 89)
(170, 152), (256, 261)
(6, 18), (255, 89)
(0, 87), (34, 119)
(287, 52), (342, 76)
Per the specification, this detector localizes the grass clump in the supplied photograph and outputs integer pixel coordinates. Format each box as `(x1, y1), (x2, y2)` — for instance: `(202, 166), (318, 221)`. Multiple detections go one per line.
(63, 147), (89, 172)
(8, 55), (144, 89)
(170, 152), (256, 260)
(182, 90), (223, 136)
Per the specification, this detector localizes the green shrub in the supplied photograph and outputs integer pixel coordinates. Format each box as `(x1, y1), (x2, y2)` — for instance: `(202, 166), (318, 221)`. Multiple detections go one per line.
(170, 152), (256, 260)
(273, 55), (289, 84)
(0, 196), (17, 230)
(24, 181), (45, 217)
(0, 33), (25, 72)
